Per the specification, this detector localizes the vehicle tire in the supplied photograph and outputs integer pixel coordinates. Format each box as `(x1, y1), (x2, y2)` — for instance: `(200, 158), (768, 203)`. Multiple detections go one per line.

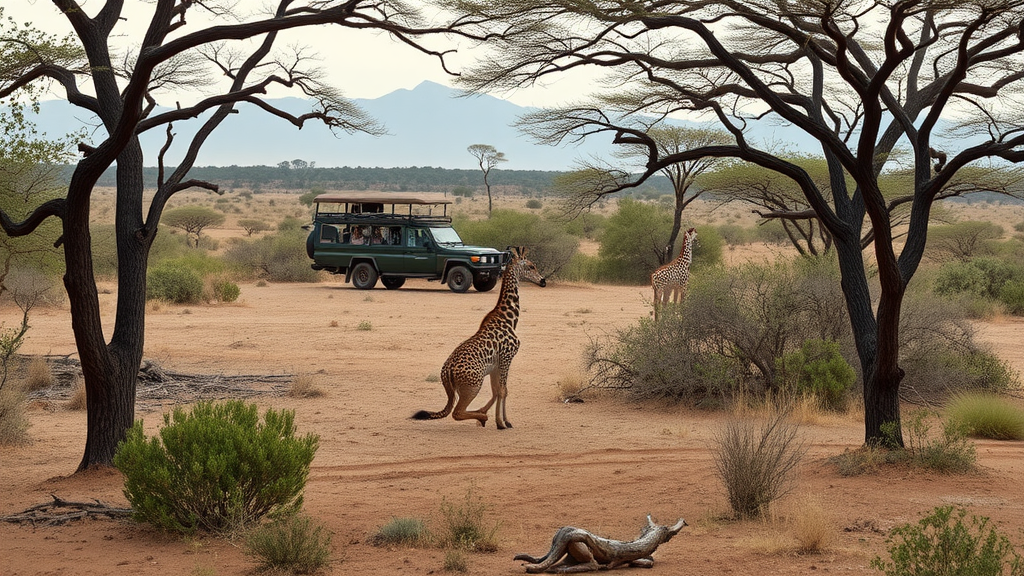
(305, 231), (315, 259)
(473, 275), (499, 292)
(447, 265), (473, 293)
(381, 276), (406, 290)
(351, 262), (378, 290)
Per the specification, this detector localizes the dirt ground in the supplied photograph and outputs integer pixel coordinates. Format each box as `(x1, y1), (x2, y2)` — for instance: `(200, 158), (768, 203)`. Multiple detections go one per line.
(3, 276), (1024, 576)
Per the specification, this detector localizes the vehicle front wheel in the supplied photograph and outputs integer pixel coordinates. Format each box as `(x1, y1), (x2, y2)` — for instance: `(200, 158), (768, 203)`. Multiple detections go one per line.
(381, 276), (406, 290)
(351, 262), (378, 290)
(447, 265), (473, 293)
(473, 275), (499, 292)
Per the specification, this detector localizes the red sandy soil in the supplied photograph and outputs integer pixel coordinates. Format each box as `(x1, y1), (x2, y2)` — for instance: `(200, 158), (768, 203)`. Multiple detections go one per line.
(2, 279), (1023, 575)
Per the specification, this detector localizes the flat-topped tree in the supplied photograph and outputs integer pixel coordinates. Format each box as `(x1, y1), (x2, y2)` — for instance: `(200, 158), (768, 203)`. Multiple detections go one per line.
(0, 1), (475, 471)
(444, 0), (1024, 446)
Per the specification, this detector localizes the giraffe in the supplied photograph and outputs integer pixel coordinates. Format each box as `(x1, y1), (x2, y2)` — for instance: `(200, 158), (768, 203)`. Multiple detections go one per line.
(651, 227), (697, 321)
(412, 246), (546, 429)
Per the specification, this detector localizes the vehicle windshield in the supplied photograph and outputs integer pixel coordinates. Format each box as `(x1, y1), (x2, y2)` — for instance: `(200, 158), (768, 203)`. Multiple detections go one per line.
(429, 227), (464, 245)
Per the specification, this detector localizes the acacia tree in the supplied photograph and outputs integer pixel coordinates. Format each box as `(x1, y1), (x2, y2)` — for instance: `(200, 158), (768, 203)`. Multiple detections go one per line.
(445, 0), (1024, 445)
(544, 123), (730, 263)
(163, 206), (225, 248)
(467, 143), (507, 214)
(0, 1), (470, 470)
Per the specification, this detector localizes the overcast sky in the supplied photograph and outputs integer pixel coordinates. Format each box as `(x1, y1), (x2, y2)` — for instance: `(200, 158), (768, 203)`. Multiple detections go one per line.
(4, 1), (596, 108)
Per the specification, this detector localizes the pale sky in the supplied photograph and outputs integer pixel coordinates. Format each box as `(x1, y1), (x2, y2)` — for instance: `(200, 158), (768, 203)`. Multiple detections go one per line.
(3, 1), (594, 108)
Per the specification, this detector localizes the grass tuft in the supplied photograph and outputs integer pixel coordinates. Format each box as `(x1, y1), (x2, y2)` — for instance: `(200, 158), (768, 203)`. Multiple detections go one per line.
(945, 393), (1024, 440)
(437, 487), (499, 552)
(288, 375), (326, 399)
(244, 513), (333, 574)
(0, 386), (29, 446)
(368, 517), (429, 547)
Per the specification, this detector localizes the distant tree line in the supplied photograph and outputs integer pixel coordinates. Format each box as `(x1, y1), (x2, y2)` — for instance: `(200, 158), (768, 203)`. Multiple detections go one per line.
(74, 164), (675, 195)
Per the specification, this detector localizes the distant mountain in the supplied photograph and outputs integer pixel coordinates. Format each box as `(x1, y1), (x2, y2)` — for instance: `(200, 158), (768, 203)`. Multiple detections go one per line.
(21, 81), (975, 171)
(25, 82), (618, 171)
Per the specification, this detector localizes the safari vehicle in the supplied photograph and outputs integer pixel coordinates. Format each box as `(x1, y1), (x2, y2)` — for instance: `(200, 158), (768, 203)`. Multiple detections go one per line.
(304, 193), (507, 292)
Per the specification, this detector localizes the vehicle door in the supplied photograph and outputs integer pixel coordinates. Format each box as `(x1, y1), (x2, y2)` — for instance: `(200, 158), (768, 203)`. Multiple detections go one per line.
(402, 227), (438, 275)
(367, 225), (405, 274)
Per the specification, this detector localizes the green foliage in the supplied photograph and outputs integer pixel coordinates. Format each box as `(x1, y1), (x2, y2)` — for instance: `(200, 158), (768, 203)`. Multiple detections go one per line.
(525, 198), (543, 209)
(444, 550), (469, 572)
(888, 410), (977, 473)
(716, 224), (757, 245)
(935, 257), (1024, 300)
(997, 280), (1024, 315)
(147, 264), (205, 304)
(586, 255), (853, 402)
(114, 400), (319, 534)
(297, 190), (319, 206)
(452, 185), (474, 197)
(945, 393), (1024, 440)
(927, 221), (1004, 262)
(163, 206), (226, 248)
(224, 230), (321, 282)
(776, 339), (856, 412)
(212, 279), (241, 303)
(455, 209), (579, 277)
(597, 197), (674, 282)
(872, 506), (1023, 576)
(369, 517), (429, 547)
(237, 219), (273, 236)
(244, 513), (333, 574)
(713, 411), (805, 518)
(437, 487), (499, 552)
(277, 215), (305, 232)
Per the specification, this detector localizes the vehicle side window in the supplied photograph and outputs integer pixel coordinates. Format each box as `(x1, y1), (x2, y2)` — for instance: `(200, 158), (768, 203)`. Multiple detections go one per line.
(320, 225), (340, 243)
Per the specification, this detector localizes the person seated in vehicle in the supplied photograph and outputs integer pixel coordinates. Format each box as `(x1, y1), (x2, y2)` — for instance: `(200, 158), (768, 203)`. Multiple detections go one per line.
(350, 225), (366, 245)
(389, 227), (402, 245)
(371, 227), (387, 245)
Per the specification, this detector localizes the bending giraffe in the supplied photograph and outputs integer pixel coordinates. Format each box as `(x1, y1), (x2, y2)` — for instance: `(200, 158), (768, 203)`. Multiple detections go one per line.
(412, 246), (546, 429)
(651, 227), (697, 321)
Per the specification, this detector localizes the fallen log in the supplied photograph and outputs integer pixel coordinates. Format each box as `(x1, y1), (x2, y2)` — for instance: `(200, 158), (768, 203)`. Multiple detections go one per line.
(514, 515), (687, 573)
(1, 495), (132, 527)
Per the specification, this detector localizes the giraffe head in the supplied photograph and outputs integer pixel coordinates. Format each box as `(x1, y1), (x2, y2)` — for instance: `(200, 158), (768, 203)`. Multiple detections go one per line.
(509, 246), (546, 287)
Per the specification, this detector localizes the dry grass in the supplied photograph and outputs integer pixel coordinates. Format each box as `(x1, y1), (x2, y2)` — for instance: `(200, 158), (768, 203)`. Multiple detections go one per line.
(555, 371), (590, 402)
(24, 356), (55, 392)
(0, 386), (30, 445)
(789, 493), (836, 553)
(65, 376), (87, 410)
(288, 374), (327, 399)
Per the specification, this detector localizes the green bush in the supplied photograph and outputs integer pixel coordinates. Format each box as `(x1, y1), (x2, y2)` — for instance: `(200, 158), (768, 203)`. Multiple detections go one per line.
(934, 261), (988, 297)
(114, 400), (319, 534)
(872, 506), (1023, 576)
(525, 198), (543, 209)
(224, 230), (320, 282)
(889, 410), (977, 473)
(776, 339), (856, 411)
(998, 280), (1024, 315)
(437, 487), (499, 552)
(945, 393), (1024, 440)
(147, 264), (204, 303)
(455, 209), (579, 278)
(212, 278), (241, 303)
(244, 513), (332, 574)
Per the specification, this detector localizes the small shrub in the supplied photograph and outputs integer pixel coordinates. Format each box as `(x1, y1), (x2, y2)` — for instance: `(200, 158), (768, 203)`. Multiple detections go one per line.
(25, 356), (55, 391)
(0, 386), (29, 446)
(437, 487), (499, 552)
(244, 513), (332, 574)
(357, 320), (373, 331)
(713, 411), (805, 518)
(946, 393), (1024, 440)
(525, 198), (543, 209)
(114, 400), (319, 534)
(148, 265), (204, 304)
(368, 517), (429, 547)
(288, 375), (326, 399)
(776, 339), (855, 412)
(443, 549), (469, 572)
(790, 494), (836, 553)
(66, 376), (87, 410)
(894, 410), (977, 473)
(998, 280), (1024, 315)
(871, 505), (1023, 576)
(211, 279), (240, 303)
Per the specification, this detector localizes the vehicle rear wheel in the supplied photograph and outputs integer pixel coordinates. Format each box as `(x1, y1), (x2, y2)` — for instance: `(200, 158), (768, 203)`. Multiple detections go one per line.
(473, 275), (499, 292)
(351, 262), (378, 290)
(447, 265), (473, 293)
(381, 277), (406, 290)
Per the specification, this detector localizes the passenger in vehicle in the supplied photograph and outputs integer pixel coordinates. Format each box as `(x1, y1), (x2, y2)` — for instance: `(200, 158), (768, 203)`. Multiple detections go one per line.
(389, 227), (402, 245)
(371, 227), (387, 245)
(350, 226), (366, 245)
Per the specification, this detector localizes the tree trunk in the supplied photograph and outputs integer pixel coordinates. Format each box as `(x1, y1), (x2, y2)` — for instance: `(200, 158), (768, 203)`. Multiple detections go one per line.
(68, 139), (150, 471)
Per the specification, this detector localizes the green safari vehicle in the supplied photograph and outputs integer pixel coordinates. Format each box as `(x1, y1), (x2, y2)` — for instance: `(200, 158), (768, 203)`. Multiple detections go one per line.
(304, 193), (507, 292)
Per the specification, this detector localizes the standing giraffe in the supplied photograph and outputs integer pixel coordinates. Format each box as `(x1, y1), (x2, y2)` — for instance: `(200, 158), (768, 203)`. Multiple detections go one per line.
(412, 246), (546, 429)
(651, 228), (697, 320)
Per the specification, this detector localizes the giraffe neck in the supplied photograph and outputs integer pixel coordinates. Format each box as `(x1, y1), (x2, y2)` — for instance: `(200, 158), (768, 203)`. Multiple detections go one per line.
(490, 260), (522, 330)
(676, 237), (693, 268)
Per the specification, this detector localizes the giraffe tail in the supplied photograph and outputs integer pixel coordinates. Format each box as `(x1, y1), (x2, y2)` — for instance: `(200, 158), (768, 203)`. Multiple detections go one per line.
(411, 385), (455, 420)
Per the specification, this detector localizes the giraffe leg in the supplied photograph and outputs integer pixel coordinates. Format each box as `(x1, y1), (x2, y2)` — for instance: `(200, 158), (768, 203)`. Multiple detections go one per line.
(495, 367), (512, 429)
(451, 380), (488, 426)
